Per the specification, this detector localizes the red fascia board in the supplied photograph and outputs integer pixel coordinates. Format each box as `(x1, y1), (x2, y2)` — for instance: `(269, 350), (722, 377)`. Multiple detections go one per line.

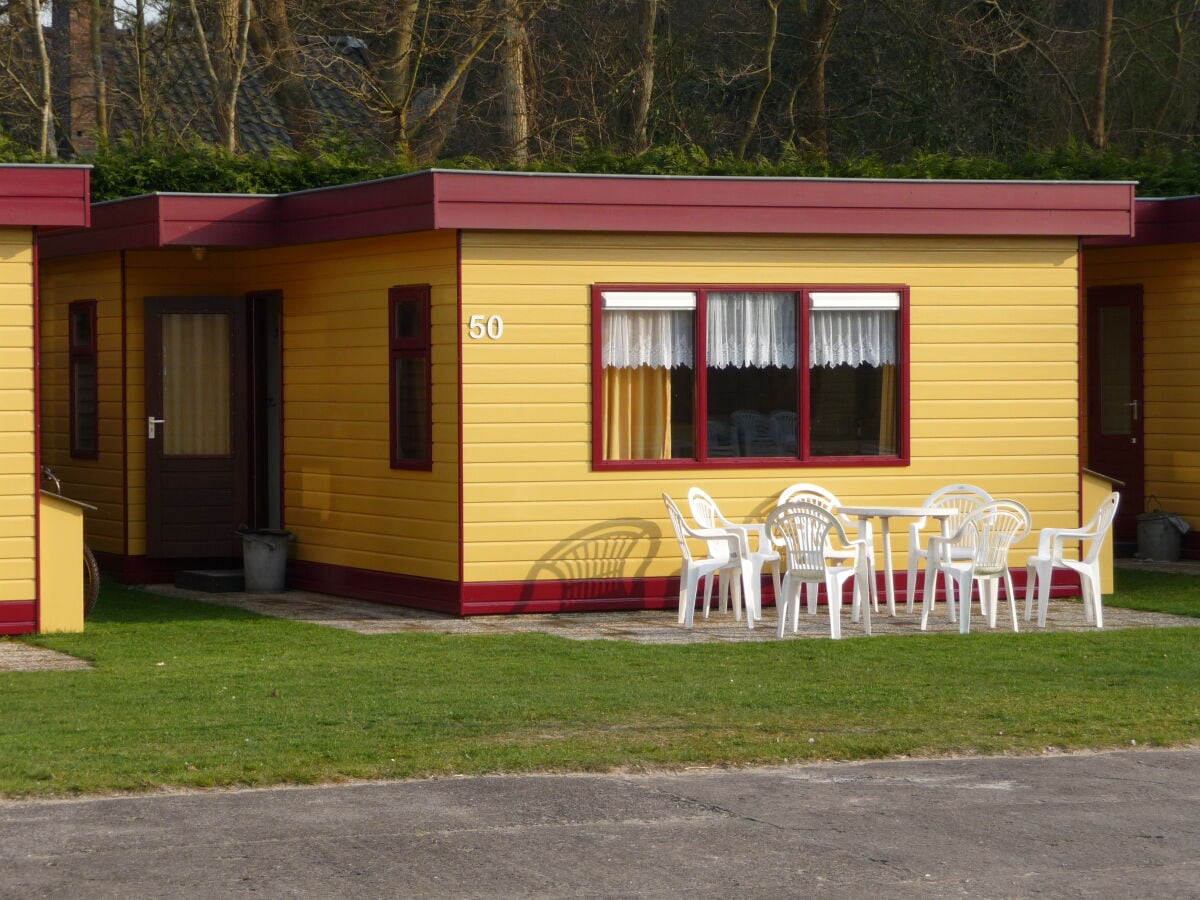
(1084, 195), (1200, 248)
(40, 194), (279, 258)
(0, 165), (89, 228)
(430, 172), (1136, 237)
(278, 172), (438, 243)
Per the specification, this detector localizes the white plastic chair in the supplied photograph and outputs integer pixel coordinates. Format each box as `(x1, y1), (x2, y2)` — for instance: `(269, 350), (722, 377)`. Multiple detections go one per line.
(663, 493), (745, 628)
(769, 410), (798, 456)
(920, 499), (1031, 634)
(731, 409), (780, 456)
(688, 487), (781, 623)
(777, 483), (872, 612)
(707, 420), (739, 457)
(906, 484), (993, 617)
(1024, 492), (1120, 629)
(766, 500), (872, 639)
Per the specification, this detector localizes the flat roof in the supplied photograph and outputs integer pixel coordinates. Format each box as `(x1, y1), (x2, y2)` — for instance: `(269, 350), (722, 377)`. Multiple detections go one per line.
(0, 165), (90, 229)
(39, 169), (1137, 258)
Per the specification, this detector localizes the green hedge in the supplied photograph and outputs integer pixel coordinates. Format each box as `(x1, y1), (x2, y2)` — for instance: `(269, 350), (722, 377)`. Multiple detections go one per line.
(10, 136), (1200, 200)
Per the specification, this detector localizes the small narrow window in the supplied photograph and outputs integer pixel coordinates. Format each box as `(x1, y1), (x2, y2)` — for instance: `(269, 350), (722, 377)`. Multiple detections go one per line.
(69, 301), (98, 459)
(389, 285), (432, 469)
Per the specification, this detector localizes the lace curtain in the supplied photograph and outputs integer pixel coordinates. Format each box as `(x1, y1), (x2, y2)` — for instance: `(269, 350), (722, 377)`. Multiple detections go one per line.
(602, 310), (693, 368)
(602, 294), (896, 370)
(810, 309), (897, 368)
(707, 292), (796, 368)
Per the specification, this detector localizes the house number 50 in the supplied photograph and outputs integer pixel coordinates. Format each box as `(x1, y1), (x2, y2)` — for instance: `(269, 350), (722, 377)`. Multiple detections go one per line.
(468, 314), (504, 340)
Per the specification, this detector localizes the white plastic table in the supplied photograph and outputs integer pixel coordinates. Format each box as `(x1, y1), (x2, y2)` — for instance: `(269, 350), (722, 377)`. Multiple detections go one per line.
(837, 506), (954, 616)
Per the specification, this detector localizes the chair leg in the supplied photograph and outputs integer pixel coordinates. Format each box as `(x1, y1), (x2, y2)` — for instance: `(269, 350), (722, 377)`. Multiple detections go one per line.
(741, 560), (758, 631)
(1024, 564), (1036, 622)
(776, 575), (793, 638)
(906, 550), (921, 614)
(1003, 570), (1019, 632)
(958, 573), (975, 634)
(682, 568), (701, 628)
(982, 580), (999, 629)
(1036, 563), (1053, 628)
(920, 561), (938, 631)
(677, 566), (690, 625)
(825, 573), (842, 639)
(1081, 566), (1103, 628)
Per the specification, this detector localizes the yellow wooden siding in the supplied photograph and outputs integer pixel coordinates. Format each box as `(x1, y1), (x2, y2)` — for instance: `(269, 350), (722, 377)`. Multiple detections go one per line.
(234, 231), (460, 582)
(460, 231), (1083, 584)
(1085, 242), (1200, 531)
(0, 228), (35, 601)
(38, 252), (126, 554)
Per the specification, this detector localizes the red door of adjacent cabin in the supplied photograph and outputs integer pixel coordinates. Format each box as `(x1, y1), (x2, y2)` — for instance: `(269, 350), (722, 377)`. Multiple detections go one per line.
(145, 297), (249, 558)
(1086, 284), (1144, 554)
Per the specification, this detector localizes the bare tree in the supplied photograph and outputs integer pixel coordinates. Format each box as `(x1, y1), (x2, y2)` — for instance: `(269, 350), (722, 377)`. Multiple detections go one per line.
(187, 0), (253, 150)
(628, 0), (658, 152)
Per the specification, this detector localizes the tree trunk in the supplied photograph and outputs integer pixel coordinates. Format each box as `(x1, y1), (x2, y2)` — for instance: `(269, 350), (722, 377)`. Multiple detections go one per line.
(497, 0), (532, 165)
(736, 0), (780, 160)
(29, 0), (58, 157)
(189, 0), (252, 151)
(91, 0), (108, 142)
(1092, 0), (1114, 149)
(250, 0), (319, 151)
(628, 0), (658, 153)
(791, 0), (841, 155)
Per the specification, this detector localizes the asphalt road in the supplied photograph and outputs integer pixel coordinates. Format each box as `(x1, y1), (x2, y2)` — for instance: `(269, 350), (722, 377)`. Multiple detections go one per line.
(2, 749), (1199, 899)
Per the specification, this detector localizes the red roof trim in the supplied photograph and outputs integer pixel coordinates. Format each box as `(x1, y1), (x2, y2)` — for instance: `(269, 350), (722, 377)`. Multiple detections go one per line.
(1084, 195), (1200, 248)
(38, 170), (1136, 259)
(0, 165), (89, 229)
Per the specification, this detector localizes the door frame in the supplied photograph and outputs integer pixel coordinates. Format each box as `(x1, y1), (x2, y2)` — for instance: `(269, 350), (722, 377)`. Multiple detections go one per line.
(144, 296), (249, 558)
(1085, 284), (1144, 555)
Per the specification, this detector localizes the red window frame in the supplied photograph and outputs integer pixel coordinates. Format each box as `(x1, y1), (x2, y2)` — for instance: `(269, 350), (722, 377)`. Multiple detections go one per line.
(68, 300), (99, 460)
(389, 285), (433, 470)
(591, 283), (911, 471)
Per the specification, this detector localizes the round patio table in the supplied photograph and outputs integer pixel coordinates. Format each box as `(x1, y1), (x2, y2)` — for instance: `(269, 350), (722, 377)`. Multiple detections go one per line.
(837, 506), (955, 617)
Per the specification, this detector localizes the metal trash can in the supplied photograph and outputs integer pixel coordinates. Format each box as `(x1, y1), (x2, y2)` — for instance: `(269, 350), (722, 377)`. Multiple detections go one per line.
(1136, 512), (1189, 562)
(238, 528), (294, 592)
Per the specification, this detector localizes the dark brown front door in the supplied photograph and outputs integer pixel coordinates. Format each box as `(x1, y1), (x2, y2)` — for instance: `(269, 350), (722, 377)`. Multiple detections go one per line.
(145, 297), (249, 558)
(1086, 284), (1144, 554)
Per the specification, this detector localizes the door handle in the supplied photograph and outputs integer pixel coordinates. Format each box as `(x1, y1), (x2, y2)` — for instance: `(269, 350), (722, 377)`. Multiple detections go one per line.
(1129, 400), (1139, 421)
(148, 417), (165, 439)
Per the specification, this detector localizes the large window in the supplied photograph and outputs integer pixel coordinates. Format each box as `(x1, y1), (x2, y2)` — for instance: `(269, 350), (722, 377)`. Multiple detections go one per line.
(593, 286), (906, 468)
(389, 285), (432, 469)
(69, 300), (98, 459)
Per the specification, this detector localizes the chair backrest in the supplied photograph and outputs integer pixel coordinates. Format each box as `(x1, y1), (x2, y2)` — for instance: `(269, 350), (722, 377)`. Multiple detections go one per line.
(766, 501), (850, 580)
(662, 494), (697, 563)
(664, 493), (734, 564)
(777, 482), (841, 512)
(732, 409), (778, 456)
(1081, 492), (1121, 564)
(769, 410), (798, 456)
(687, 487), (722, 530)
(707, 420), (739, 457)
(923, 483), (993, 538)
(958, 499), (1031, 576)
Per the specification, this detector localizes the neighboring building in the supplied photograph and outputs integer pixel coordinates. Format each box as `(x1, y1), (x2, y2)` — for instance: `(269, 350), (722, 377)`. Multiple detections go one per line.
(1083, 196), (1200, 559)
(36, 171), (1136, 614)
(0, 165), (91, 635)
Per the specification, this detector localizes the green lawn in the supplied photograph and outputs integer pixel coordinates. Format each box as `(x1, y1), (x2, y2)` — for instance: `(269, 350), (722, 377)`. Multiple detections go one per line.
(2, 570), (1199, 798)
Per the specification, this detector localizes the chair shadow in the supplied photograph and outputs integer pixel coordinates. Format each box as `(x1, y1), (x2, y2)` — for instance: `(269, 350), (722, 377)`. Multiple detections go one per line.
(518, 519), (663, 610)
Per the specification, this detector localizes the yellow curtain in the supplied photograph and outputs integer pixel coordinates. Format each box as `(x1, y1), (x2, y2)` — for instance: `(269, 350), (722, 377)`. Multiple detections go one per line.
(878, 363), (897, 454)
(162, 313), (232, 456)
(604, 366), (672, 460)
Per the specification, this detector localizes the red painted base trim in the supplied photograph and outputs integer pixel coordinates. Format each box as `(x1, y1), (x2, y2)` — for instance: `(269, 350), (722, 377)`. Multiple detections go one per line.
(0, 600), (37, 635)
(94, 552), (240, 584)
(288, 560), (461, 615)
(90, 553), (1101, 620)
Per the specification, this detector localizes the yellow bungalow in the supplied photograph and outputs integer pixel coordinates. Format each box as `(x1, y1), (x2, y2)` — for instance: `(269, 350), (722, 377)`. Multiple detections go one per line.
(0, 164), (91, 636)
(1083, 197), (1200, 559)
(37, 171), (1136, 614)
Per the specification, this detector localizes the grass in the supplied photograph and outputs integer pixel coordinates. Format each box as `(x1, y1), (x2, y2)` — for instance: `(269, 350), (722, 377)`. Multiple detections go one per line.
(1, 569), (1199, 798)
